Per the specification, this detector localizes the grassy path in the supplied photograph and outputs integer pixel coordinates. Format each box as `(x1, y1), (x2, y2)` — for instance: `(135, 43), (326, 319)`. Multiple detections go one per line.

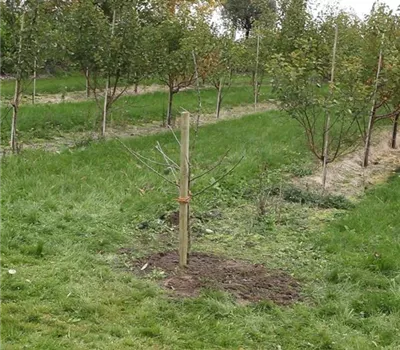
(1, 85), (274, 146)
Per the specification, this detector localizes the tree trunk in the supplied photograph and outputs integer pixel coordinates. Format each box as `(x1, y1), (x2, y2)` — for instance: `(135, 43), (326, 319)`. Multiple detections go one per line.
(32, 58), (37, 104)
(391, 113), (399, 149)
(216, 78), (223, 119)
(85, 67), (90, 98)
(167, 87), (174, 126)
(244, 18), (251, 39)
(363, 44), (383, 168)
(102, 77), (110, 137)
(254, 34), (260, 110)
(11, 12), (25, 153)
(11, 78), (21, 153)
(322, 25), (338, 190)
(363, 115), (375, 167)
(134, 83), (138, 94)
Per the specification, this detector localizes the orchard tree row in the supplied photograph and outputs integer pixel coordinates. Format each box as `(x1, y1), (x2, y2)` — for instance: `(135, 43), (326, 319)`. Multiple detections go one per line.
(1, 0), (399, 175)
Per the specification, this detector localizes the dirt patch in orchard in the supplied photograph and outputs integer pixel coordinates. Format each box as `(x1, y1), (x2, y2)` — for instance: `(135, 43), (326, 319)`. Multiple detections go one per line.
(129, 250), (301, 305)
(295, 128), (400, 199)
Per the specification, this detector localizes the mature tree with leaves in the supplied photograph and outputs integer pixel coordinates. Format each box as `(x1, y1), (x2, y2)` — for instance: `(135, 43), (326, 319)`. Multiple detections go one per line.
(222, 0), (276, 38)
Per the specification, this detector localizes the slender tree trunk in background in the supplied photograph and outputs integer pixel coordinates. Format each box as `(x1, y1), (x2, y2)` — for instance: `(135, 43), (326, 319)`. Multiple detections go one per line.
(363, 44), (383, 168)
(134, 83), (138, 94)
(216, 77), (223, 119)
(192, 50), (202, 130)
(254, 35), (260, 110)
(11, 13), (25, 153)
(391, 113), (399, 149)
(32, 58), (37, 104)
(101, 10), (116, 137)
(167, 87), (174, 126)
(322, 25), (338, 190)
(11, 78), (22, 153)
(102, 76), (110, 137)
(179, 111), (190, 267)
(85, 67), (90, 98)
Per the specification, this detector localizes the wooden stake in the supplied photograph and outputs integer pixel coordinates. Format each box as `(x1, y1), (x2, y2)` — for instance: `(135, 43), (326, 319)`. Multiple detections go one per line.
(102, 9), (116, 137)
(363, 39), (384, 168)
(179, 111), (190, 267)
(322, 25), (338, 189)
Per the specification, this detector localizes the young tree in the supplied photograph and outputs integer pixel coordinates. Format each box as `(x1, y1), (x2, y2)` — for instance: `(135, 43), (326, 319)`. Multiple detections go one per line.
(270, 21), (371, 187)
(203, 34), (235, 118)
(67, 0), (159, 135)
(155, 10), (213, 126)
(359, 5), (400, 165)
(1, 0), (45, 153)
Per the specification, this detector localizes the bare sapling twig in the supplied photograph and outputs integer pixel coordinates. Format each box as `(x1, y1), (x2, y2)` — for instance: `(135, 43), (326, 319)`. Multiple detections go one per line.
(192, 155), (244, 197)
(116, 111), (242, 268)
(191, 149), (231, 182)
(114, 136), (179, 187)
(167, 125), (181, 146)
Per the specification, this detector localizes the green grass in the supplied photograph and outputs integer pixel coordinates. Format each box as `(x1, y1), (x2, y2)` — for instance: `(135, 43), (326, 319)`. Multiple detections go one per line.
(0, 73), (256, 100)
(1, 73), (88, 99)
(2, 111), (400, 349)
(1, 85), (272, 142)
(0, 73), (160, 99)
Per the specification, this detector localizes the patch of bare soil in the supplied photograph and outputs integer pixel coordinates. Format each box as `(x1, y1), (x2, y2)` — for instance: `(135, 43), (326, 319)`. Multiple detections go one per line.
(296, 128), (400, 198)
(129, 251), (301, 305)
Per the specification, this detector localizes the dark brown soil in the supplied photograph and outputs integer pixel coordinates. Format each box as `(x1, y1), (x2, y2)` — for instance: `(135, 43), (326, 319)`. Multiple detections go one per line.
(130, 251), (301, 305)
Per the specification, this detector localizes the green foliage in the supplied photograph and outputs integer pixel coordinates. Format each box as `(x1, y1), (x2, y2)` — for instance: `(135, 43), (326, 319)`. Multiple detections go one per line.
(222, 0), (276, 38)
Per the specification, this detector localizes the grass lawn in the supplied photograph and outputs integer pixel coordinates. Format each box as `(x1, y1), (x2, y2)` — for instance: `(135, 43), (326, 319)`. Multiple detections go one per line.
(1, 85), (273, 143)
(0, 73), (255, 100)
(2, 110), (400, 349)
(0, 73), (161, 100)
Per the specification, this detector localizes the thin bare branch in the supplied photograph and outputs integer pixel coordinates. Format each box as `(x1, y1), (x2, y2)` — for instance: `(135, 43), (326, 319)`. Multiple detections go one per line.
(168, 125), (181, 146)
(191, 149), (231, 182)
(192, 155), (244, 197)
(114, 136), (179, 187)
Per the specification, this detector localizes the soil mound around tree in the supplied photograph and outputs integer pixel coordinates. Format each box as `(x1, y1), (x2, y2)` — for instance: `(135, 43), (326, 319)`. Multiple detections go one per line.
(130, 251), (301, 305)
